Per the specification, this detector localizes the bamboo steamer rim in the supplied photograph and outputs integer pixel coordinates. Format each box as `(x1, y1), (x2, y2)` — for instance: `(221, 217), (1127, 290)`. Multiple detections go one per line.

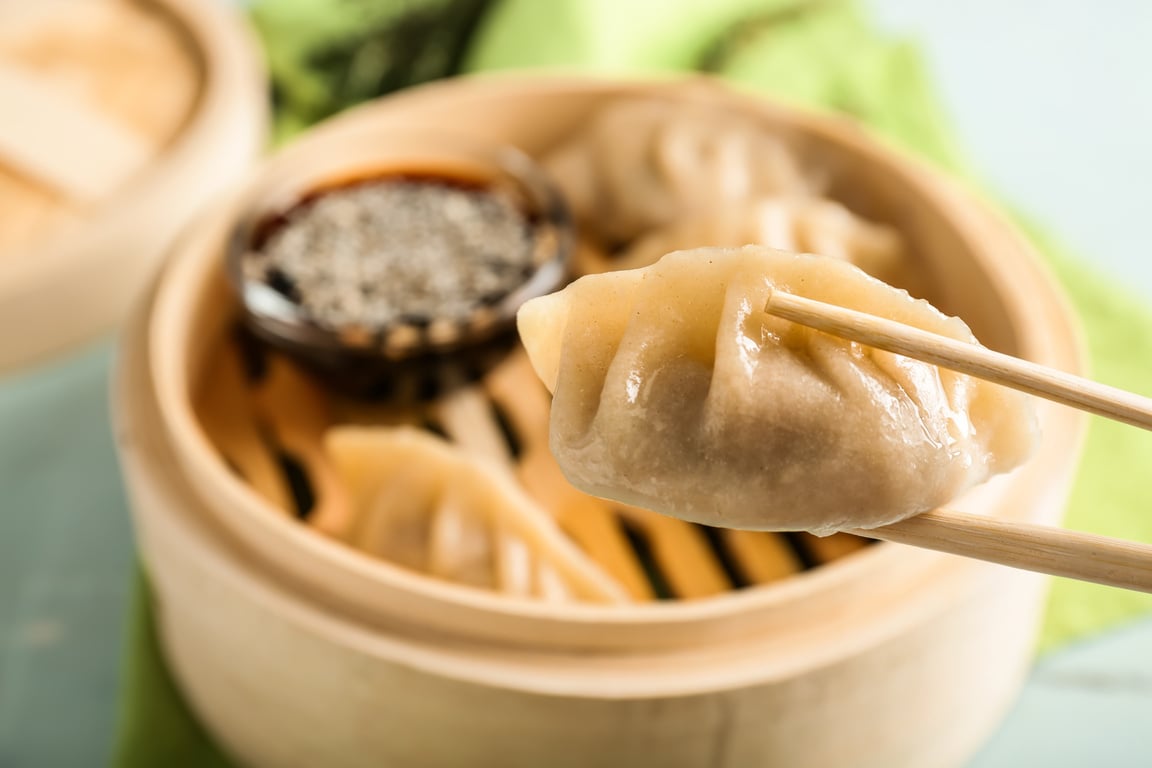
(142, 75), (1087, 656)
(0, 0), (266, 370)
(0, 0), (243, 276)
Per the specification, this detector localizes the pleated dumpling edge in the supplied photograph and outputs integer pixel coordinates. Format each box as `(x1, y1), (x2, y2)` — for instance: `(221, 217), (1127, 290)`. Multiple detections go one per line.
(512, 246), (1039, 534)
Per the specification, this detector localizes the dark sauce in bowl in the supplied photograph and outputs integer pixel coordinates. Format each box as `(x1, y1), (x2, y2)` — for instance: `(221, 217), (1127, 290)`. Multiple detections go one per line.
(227, 147), (572, 399)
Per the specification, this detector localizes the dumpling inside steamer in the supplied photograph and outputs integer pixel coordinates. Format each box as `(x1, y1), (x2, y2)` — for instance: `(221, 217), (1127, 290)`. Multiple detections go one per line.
(325, 426), (628, 602)
(517, 245), (1038, 534)
(544, 96), (815, 246)
(614, 197), (903, 279)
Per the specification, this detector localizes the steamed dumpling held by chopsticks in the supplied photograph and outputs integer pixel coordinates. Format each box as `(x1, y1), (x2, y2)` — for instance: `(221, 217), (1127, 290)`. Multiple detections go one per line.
(516, 246), (1038, 535)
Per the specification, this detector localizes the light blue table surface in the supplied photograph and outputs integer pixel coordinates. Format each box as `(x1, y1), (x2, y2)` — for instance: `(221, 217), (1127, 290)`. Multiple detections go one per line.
(2, 1), (1152, 766)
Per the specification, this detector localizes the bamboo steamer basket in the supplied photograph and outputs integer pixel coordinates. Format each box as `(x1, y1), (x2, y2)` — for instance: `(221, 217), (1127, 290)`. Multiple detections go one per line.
(0, 0), (266, 374)
(115, 76), (1087, 768)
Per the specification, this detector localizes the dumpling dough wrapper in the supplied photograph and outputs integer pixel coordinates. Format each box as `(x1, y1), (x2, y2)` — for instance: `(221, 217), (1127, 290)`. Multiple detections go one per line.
(615, 196), (904, 280)
(517, 246), (1037, 534)
(544, 97), (813, 245)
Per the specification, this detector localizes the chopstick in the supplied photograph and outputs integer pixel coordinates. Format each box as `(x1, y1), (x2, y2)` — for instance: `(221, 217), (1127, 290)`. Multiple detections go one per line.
(849, 512), (1152, 593)
(764, 289), (1152, 431)
(764, 288), (1152, 592)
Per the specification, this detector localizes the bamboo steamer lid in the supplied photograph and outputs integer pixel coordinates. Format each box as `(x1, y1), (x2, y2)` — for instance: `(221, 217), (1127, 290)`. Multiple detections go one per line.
(115, 76), (1090, 767)
(0, 0), (266, 373)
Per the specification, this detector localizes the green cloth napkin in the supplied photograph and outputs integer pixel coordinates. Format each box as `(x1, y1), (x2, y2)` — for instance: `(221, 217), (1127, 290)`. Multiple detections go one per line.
(114, 571), (233, 768)
(250, 0), (496, 140)
(113, 0), (1152, 764)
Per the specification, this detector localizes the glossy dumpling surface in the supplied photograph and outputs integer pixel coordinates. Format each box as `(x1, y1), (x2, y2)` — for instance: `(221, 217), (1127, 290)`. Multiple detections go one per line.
(518, 246), (1037, 534)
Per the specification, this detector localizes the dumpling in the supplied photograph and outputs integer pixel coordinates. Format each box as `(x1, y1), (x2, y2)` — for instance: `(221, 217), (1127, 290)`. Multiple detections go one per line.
(325, 425), (628, 602)
(545, 97), (814, 245)
(517, 246), (1037, 534)
(614, 197), (904, 279)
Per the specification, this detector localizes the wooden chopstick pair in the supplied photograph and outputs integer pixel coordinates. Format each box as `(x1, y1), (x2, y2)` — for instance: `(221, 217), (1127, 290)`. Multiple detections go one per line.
(763, 289), (1152, 594)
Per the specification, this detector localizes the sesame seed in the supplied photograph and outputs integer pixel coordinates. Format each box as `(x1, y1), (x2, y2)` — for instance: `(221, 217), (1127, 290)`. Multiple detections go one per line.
(246, 178), (535, 334)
